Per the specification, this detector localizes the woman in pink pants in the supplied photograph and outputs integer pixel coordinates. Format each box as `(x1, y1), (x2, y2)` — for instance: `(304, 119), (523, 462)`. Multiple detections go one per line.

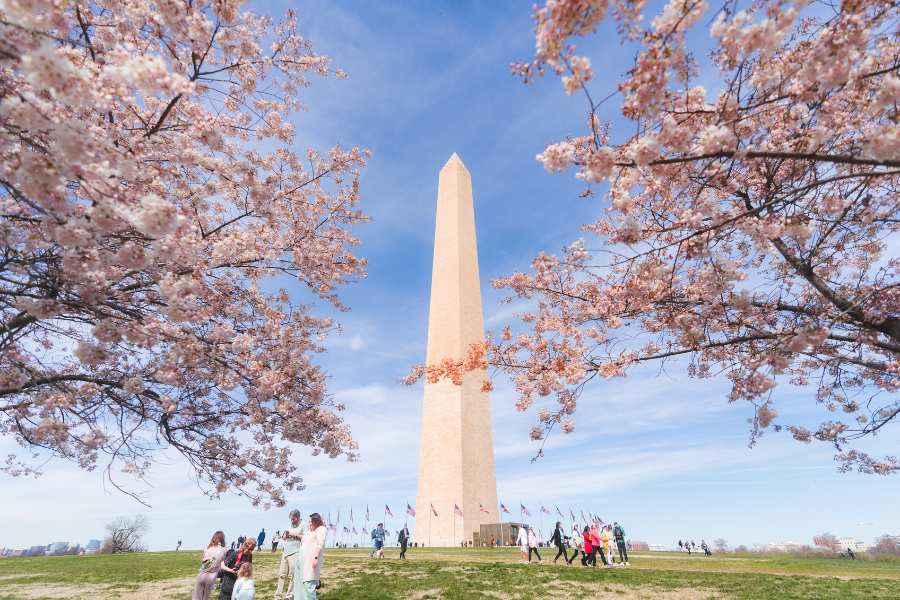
(193, 531), (227, 600)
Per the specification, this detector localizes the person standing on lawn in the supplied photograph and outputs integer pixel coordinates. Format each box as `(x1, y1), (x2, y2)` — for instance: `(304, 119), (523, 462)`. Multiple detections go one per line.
(219, 539), (255, 600)
(293, 513), (327, 600)
(613, 522), (629, 566)
(271, 531), (280, 553)
(569, 521), (583, 566)
(551, 522), (569, 565)
(257, 529), (266, 552)
(192, 531), (227, 600)
(274, 510), (307, 600)
(678, 539), (683, 552)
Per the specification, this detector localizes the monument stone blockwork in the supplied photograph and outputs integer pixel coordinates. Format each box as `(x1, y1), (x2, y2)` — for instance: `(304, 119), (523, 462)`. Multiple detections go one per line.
(415, 153), (499, 547)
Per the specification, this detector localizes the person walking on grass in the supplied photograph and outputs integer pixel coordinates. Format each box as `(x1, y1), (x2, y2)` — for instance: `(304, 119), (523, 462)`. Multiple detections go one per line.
(293, 513), (327, 600)
(517, 525), (529, 563)
(582, 526), (594, 567)
(605, 525), (618, 565)
(257, 529), (266, 552)
(590, 524), (603, 567)
(613, 522), (629, 566)
(274, 510), (307, 600)
(399, 524), (410, 559)
(372, 524), (386, 559)
(528, 527), (542, 565)
(686, 537), (692, 555)
(271, 532), (280, 554)
(192, 531), (227, 600)
(551, 522), (569, 565)
(569, 521), (583, 566)
(219, 539), (255, 600)
(233, 563), (255, 600)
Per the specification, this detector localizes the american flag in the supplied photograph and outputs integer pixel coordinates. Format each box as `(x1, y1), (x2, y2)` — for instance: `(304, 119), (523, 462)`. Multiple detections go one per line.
(454, 504), (464, 517)
(352, 527), (358, 535)
(336, 511), (340, 525)
(350, 508), (353, 522)
(343, 526), (350, 533)
(581, 510), (587, 524)
(366, 505), (370, 521)
(541, 506), (550, 514)
(500, 504), (510, 514)
(328, 524), (336, 531)
(570, 509), (576, 521)
(556, 506), (563, 517)
(520, 504), (531, 517)
(362, 528), (368, 535)
(385, 504), (393, 517)
(407, 504), (416, 517)
(327, 512), (331, 525)
(479, 503), (489, 513)
(431, 503), (438, 516)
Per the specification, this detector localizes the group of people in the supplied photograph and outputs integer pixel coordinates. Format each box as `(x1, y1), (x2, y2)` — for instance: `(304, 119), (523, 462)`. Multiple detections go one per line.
(192, 510), (329, 600)
(516, 521), (631, 567)
(367, 523), (411, 559)
(678, 539), (712, 556)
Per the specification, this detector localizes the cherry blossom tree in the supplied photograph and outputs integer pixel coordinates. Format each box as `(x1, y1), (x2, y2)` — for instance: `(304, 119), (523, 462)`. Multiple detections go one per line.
(0, 0), (370, 506)
(406, 0), (900, 474)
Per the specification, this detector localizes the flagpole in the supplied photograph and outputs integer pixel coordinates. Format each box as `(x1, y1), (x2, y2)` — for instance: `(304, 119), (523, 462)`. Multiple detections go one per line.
(453, 500), (456, 548)
(478, 505), (481, 547)
(539, 501), (544, 545)
(499, 502), (503, 547)
(429, 502), (432, 548)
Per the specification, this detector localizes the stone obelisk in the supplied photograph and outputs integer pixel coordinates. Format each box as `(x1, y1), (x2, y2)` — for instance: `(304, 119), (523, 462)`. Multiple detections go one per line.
(415, 153), (499, 547)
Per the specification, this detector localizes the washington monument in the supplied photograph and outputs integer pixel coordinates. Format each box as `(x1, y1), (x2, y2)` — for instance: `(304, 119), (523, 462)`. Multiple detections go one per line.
(415, 153), (499, 547)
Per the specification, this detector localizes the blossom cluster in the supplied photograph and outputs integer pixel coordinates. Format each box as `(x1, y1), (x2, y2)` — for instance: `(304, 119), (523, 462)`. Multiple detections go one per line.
(0, 0), (370, 505)
(414, 0), (900, 471)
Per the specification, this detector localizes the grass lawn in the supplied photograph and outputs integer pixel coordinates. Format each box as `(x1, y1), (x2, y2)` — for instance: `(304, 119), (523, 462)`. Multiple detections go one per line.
(1, 547), (898, 599)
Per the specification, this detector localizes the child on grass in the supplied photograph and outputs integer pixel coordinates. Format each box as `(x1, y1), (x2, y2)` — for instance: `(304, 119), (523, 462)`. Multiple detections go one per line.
(233, 563), (255, 600)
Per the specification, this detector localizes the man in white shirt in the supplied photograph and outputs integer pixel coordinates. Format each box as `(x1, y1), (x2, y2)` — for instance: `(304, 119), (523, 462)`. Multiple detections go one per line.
(516, 525), (529, 564)
(274, 510), (307, 600)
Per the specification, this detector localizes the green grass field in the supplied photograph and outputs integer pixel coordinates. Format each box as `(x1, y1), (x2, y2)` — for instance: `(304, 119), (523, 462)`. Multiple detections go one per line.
(1, 547), (898, 600)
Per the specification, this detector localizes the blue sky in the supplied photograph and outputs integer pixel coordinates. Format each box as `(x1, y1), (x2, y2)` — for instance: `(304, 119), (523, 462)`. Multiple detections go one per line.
(2, 0), (897, 552)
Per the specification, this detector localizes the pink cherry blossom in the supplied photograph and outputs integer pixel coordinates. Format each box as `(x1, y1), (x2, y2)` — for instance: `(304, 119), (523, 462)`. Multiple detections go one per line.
(1, 0), (369, 504)
(411, 0), (900, 473)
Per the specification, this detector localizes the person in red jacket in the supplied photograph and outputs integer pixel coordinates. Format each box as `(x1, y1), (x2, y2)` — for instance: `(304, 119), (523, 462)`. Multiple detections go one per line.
(582, 526), (594, 566)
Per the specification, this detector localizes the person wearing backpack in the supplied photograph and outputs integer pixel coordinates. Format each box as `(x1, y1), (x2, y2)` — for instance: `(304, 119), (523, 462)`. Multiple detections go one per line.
(613, 522), (629, 566)
(193, 531), (226, 600)
(372, 524), (386, 558)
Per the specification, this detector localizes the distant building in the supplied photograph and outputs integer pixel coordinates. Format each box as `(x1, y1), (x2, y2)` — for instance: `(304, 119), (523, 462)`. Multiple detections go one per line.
(649, 544), (666, 552)
(836, 537), (867, 551)
(49, 542), (69, 554)
(764, 541), (805, 553)
(627, 541), (649, 551)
